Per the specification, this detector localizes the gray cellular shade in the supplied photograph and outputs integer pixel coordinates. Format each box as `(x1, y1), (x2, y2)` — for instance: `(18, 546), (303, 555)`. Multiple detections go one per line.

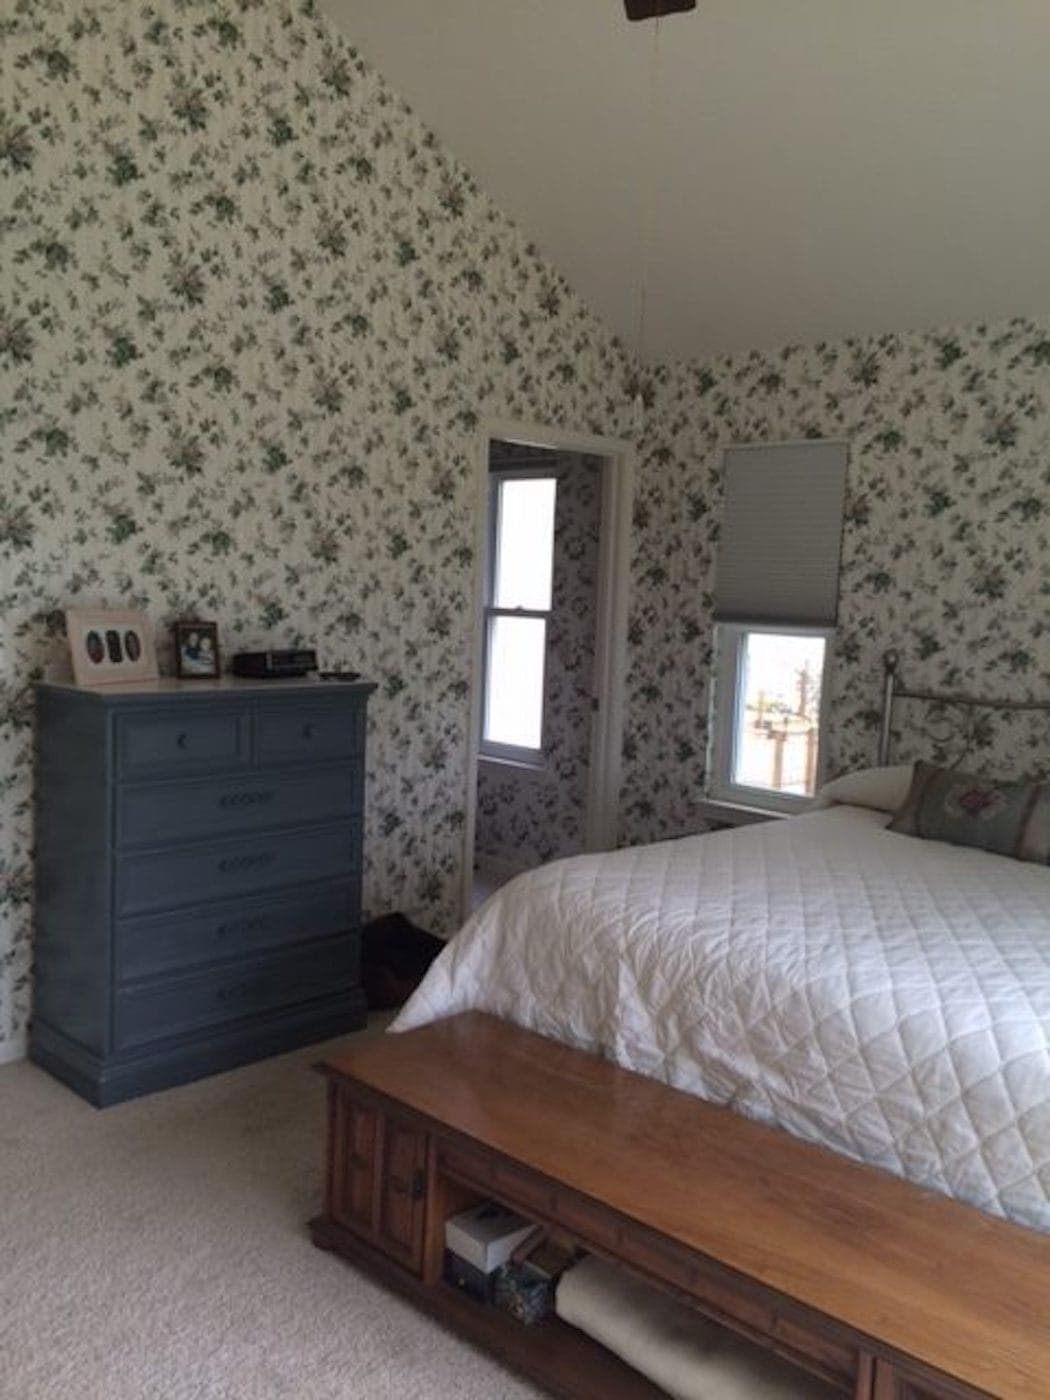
(714, 441), (848, 626)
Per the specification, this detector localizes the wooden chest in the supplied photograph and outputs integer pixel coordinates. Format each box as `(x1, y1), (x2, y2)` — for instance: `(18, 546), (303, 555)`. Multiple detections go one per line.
(312, 1013), (1050, 1400)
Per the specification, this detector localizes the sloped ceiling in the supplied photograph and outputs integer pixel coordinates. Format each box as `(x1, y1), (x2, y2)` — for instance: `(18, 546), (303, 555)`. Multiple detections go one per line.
(320, 0), (1050, 361)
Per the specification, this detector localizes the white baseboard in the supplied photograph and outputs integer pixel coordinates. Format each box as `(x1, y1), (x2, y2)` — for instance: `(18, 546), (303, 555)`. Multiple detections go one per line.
(0, 1040), (26, 1067)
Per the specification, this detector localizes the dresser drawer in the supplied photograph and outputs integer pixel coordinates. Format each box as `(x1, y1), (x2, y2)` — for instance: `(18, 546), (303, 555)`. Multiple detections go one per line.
(254, 701), (364, 766)
(114, 938), (355, 1050)
(116, 882), (360, 981)
(116, 708), (248, 779)
(116, 764), (362, 847)
(115, 822), (360, 917)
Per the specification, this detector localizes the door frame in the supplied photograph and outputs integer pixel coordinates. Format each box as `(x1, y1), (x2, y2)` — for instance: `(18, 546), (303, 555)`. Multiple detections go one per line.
(461, 417), (635, 922)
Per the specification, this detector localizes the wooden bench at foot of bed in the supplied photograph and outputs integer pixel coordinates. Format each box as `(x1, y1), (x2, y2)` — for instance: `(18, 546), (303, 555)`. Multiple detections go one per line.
(309, 1012), (1049, 1400)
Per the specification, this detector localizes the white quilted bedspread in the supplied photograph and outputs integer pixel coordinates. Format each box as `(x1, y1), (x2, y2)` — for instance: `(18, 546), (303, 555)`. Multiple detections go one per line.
(395, 807), (1050, 1230)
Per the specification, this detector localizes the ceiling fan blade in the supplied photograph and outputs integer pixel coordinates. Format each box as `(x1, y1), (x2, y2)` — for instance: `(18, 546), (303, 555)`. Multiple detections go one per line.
(624, 0), (696, 19)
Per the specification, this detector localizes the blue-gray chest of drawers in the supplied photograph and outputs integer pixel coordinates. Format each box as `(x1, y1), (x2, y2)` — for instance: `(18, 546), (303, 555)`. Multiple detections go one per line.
(31, 678), (374, 1106)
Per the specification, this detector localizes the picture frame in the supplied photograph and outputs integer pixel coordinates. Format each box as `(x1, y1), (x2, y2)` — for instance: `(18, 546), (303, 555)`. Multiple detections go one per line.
(172, 619), (221, 680)
(66, 608), (159, 688)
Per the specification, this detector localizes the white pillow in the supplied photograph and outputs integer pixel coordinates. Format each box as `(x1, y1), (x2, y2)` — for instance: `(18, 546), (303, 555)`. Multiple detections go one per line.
(813, 764), (915, 813)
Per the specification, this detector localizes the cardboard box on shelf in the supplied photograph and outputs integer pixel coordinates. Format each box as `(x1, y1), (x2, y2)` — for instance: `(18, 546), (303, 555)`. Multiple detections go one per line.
(444, 1202), (536, 1274)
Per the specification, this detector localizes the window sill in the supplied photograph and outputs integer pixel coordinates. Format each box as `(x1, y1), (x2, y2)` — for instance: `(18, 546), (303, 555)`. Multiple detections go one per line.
(478, 753), (547, 774)
(696, 798), (789, 828)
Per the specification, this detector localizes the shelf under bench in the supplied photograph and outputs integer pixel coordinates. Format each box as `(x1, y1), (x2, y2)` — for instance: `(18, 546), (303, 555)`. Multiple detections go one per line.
(309, 1012), (1050, 1400)
(310, 1215), (668, 1400)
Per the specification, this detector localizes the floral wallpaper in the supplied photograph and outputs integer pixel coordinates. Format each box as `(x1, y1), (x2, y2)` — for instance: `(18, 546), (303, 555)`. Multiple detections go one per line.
(3, 0), (1048, 1064)
(0, 0), (634, 1057)
(621, 318), (1050, 844)
(475, 452), (602, 869)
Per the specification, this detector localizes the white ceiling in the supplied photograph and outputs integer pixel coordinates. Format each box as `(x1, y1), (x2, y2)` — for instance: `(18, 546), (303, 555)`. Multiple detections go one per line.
(320, 0), (1050, 361)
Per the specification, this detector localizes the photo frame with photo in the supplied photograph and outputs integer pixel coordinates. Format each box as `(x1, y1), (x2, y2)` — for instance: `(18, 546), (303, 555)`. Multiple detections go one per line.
(172, 620), (221, 679)
(66, 609), (159, 687)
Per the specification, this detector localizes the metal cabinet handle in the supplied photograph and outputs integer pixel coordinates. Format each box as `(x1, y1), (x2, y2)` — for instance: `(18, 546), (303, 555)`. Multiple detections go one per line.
(217, 980), (259, 1004)
(215, 915), (266, 939)
(217, 852), (275, 874)
(388, 1168), (428, 1201)
(218, 790), (274, 809)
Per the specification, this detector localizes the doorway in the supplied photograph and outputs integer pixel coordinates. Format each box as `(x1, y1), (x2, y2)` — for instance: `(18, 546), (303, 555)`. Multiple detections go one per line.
(462, 420), (633, 920)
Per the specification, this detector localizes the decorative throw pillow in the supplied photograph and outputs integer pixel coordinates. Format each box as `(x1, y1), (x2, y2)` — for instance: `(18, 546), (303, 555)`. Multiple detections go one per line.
(813, 764), (915, 814)
(887, 761), (1050, 864)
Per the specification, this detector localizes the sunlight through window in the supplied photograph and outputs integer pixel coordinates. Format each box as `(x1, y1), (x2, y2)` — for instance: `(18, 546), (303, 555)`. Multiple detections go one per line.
(732, 632), (826, 797)
(482, 475), (558, 759)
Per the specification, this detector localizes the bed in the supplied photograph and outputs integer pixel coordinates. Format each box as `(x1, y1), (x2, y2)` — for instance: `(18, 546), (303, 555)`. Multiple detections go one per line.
(395, 656), (1050, 1232)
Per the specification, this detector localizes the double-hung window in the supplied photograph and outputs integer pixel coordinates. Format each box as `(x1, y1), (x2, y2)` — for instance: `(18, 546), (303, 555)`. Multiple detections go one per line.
(481, 471), (558, 765)
(707, 441), (847, 815)
(710, 622), (833, 813)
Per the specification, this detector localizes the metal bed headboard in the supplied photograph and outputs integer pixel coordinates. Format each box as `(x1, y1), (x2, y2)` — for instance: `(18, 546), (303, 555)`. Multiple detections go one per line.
(877, 649), (1050, 766)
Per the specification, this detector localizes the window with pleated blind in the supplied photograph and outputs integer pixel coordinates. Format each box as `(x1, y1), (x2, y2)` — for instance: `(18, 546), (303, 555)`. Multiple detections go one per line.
(707, 441), (847, 814)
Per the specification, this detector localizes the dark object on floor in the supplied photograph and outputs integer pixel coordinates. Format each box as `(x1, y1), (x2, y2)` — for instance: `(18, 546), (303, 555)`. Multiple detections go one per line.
(624, 0), (696, 20)
(361, 912), (445, 1009)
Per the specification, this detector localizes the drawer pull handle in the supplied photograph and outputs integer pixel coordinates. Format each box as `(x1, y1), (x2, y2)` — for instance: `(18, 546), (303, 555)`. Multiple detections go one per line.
(217, 853), (275, 874)
(218, 790), (274, 809)
(216, 980), (260, 1004)
(176, 732), (189, 750)
(215, 915), (266, 939)
(302, 722), (315, 740)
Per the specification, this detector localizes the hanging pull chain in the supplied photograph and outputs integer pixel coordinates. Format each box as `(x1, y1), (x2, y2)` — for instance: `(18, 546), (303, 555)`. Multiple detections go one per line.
(633, 15), (662, 434)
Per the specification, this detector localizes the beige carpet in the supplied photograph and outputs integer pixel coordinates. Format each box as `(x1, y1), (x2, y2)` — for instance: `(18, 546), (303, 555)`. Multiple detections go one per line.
(0, 1024), (542, 1400)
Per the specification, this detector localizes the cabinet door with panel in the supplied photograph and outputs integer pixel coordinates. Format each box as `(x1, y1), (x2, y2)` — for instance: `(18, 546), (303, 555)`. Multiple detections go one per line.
(328, 1083), (380, 1236)
(376, 1117), (429, 1271)
(871, 1360), (989, 1400)
(326, 1082), (429, 1274)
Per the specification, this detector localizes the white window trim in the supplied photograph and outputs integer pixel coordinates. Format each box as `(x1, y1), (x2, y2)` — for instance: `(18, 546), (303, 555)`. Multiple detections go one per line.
(707, 621), (835, 815)
(479, 468), (558, 767)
